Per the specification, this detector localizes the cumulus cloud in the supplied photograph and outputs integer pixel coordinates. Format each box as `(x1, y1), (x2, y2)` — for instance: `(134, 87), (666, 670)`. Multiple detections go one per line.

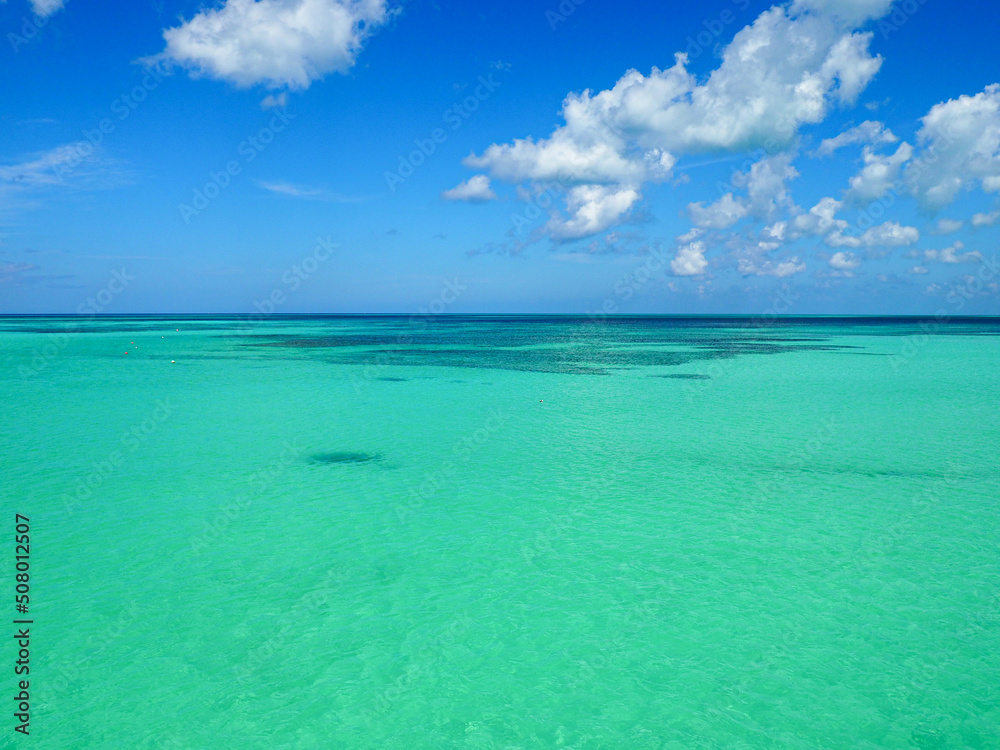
(791, 196), (849, 237)
(930, 218), (964, 234)
(155, 0), (391, 90)
(260, 92), (289, 110)
(845, 141), (912, 203)
(920, 240), (983, 264)
(545, 184), (641, 241)
(971, 209), (1000, 227)
(738, 254), (806, 277)
(688, 192), (748, 229)
(29, 0), (64, 18)
(826, 220), (919, 248)
(829, 250), (861, 270)
(688, 153), (799, 229)
(813, 119), (897, 157)
(739, 153), (801, 217)
(671, 241), (708, 276)
(460, 1), (890, 241)
(907, 83), (1000, 210)
(790, 0), (895, 25)
(441, 175), (497, 203)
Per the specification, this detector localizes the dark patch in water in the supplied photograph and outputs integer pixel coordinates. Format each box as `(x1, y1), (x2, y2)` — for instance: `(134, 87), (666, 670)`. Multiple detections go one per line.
(376, 377), (408, 382)
(309, 452), (381, 465)
(653, 373), (711, 379)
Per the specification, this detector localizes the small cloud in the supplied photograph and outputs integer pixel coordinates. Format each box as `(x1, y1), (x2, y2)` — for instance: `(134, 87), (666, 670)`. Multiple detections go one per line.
(864, 97), (891, 112)
(441, 175), (497, 203)
(813, 120), (897, 158)
(971, 209), (1000, 228)
(30, 0), (64, 18)
(909, 266), (930, 274)
(671, 241), (708, 276)
(829, 251), (861, 271)
(255, 180), (368, 202)
(921, 241), (982, 264)
(930, 218), (964, 235)
(151, 0), (393, 90)
(260, 92), (288, 110)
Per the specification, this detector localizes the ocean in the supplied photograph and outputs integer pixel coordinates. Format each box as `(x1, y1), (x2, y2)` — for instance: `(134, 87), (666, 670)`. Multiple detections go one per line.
(2, 315), (999, 748)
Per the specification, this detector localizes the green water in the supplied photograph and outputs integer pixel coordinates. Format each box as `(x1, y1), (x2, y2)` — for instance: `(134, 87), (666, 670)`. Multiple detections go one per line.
(2, 316), (999, 748)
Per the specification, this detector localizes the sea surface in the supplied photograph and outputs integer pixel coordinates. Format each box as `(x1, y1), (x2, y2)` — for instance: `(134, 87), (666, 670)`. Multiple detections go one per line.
(2, 315), (999, 749)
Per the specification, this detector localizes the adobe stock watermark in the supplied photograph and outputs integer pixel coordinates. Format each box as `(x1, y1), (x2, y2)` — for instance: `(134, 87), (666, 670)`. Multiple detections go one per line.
(384, 73), (503, 192)
(394, 406), (508, 524)
(17, 267), (135, 379)
(179, 109), (295, 223)
(185, 439), (304, 558)
(890, 254), (1000, 370)
(52, 62), (172, 183)
(60, 397), (178, 516)
(510, 180), (567, 235)
(234, 236), (337, 335)
(878, 0), (930, 40)
(347, 277), (468, 393)
(679, 0), (752, 59)
(849, 121), (958, 236)
(7, 6), (53, 53)
(680, 284), (801, 401)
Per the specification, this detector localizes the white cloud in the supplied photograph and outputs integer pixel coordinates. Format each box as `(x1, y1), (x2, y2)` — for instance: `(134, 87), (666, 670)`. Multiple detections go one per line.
(829, 250), (860, 270)
(792, 196), (848, 237)
(930, 218), (964, 234)
(255, 180), (367, 202)
(473, 8), (883, 165)
(441, 175), (497, 203)
(734, 233), (806, 277)
(789, 0), (895, 25)
(738, 254), (806, 277)
(461, 1), (890, 240)
(909, 265), (929, 274)
(826, 220), (919, 248)
(545, 184), (641, 241)
(30, 0), (64, 18)
(907, 84), (1000, 210)
(688, 192), (747, 229)
(971, 209), (1000, 227)
(671, 241), (708, 276)
(813, 119), (897, 156)
(688, 153), (799, 229)
(677, 227), (704, 243)
(921, 240), (983, 264)
(741, 153), (800, 217)
(156, 0), (391, 90)
(763, 221), (787, 241)
(845, 141), (912, 203)
(260, 92), (289, 110)
(0, 143), (102, 189)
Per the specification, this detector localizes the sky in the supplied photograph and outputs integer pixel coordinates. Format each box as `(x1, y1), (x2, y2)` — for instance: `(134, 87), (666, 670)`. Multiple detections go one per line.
(1, 0), (999, 315)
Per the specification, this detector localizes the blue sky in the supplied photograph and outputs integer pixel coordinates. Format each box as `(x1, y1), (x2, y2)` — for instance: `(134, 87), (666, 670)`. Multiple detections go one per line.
(1, 0), (999, 314)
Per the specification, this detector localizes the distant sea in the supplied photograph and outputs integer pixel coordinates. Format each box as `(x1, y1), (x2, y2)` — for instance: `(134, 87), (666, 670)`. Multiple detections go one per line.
(3, 315), (999, 748)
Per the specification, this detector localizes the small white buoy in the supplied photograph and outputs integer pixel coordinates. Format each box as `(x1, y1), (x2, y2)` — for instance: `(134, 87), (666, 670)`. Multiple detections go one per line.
(171, 360), (176, 363)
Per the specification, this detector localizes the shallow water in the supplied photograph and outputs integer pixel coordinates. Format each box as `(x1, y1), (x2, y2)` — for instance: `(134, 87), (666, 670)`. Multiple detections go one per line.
(2, 316), (999, 748)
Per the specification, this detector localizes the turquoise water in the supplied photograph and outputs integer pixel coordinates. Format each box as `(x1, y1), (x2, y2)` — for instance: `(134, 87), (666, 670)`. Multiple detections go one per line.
(2, 316), (999, 748)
